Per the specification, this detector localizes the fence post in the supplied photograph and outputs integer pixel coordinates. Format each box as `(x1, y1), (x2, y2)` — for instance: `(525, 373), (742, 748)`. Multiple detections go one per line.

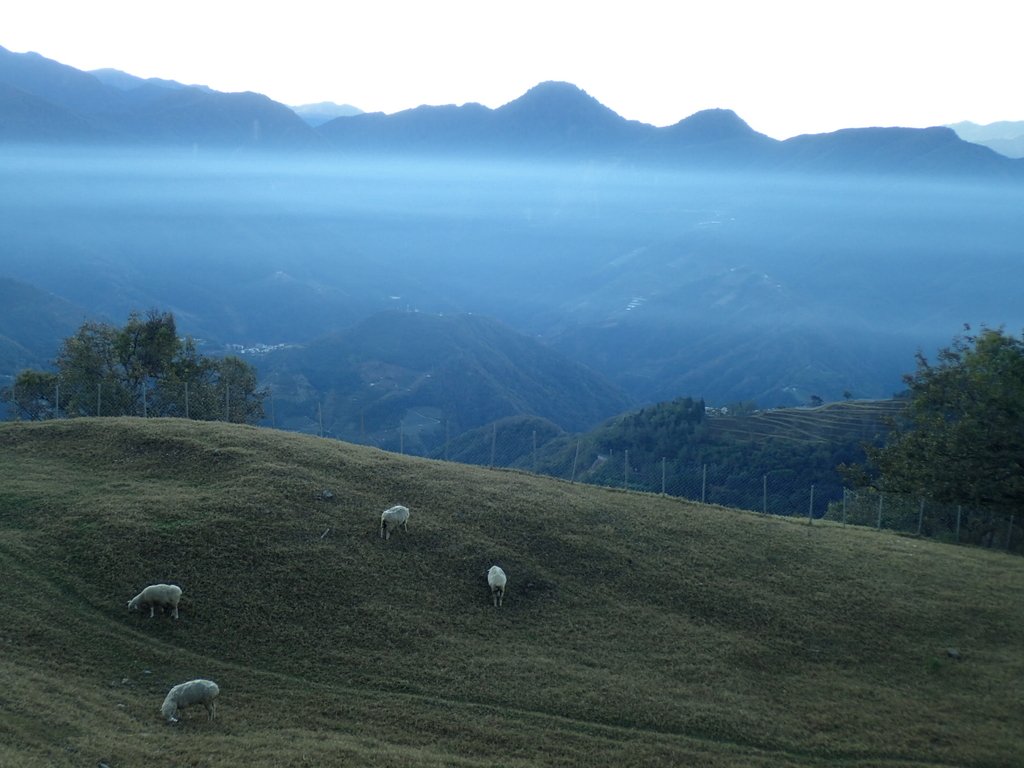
(533, 430), (538, 474)
(808, 484), (814, 525)
(570, 441), (580, 483)
(55, 381), (60, 418)
(624, 450), (629, 490)
(762, 474), (768, 515)
(97, 382), (102, 417)
(318, 402), (324, 438)
(490, 423), (497, 466)
(701, 464), (707, 504)
(142, 383), (147, 418)
(225, 383), (231, 421)
(662, 457), (667, 495)
(917, 498), (924, 536)
(1008, 514), (1015, 551)
(842, 488), (847, 526)
(956, 505), (962, 542)
(876, 494), (883, 530)
(184, 381), (190, 419)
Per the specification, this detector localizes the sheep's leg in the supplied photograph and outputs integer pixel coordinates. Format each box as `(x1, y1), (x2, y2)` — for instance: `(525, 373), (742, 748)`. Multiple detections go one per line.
(205, 701), (216, 720)
(173, 604), (179, 619)
(148, 605), (155, 618)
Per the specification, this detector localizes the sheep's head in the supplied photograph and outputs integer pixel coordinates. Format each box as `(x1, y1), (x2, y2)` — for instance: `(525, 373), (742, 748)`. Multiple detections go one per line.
(161, 699), (179, 723)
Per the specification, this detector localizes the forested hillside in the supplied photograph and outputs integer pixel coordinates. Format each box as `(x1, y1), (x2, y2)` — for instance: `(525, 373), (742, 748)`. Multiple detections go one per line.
(444, 398), (904, 516)
(257, 311), (631, 449)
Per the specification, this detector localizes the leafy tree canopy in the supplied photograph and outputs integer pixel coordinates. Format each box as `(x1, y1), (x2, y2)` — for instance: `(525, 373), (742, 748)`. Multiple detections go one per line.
(863, 326), (1024, 511)
(2, 310), (266, 424)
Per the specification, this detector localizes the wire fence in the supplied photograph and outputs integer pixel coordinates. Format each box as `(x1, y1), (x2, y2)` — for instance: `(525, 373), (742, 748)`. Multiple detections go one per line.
(390, 422), (1024, 556)
(4, 383), (1020, 555)
(2, 376), (259, 423)
(824, 489), (1021, 550)
(537, 447), (1020, 553)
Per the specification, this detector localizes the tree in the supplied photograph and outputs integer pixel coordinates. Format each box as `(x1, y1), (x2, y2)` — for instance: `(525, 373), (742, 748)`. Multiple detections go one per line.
(215, 355), (266, 424)
(864, 327), (1024, 512)
(54, 320), (133, 416)
(1, 369), (58, 420)
(114, 310), (179, 392)
(8, 311), (267, 425)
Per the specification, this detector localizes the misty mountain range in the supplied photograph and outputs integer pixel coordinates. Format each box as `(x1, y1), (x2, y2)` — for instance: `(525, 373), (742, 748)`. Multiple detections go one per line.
(948, 120), (1024, 159)
(2, 44), (1024, 445)
(2, 45), (1021, 176)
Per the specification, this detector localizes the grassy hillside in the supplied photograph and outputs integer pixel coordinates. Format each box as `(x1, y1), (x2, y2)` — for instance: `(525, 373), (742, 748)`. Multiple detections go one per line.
(1, 418), (1021, 767)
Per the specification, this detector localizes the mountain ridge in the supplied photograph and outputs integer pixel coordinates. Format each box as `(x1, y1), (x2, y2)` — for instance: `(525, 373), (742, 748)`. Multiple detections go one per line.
(2, 44), (1021, 176)
(0, 45), (321, 149)
(948, 119), (1024, 158)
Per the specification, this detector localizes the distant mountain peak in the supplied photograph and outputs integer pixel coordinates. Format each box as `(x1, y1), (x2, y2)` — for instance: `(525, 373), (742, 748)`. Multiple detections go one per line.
(497, 80), (624, 122)
(515, 80), (594, 100)
(666, 108), (765, 142)
(290, 101), (364, 127)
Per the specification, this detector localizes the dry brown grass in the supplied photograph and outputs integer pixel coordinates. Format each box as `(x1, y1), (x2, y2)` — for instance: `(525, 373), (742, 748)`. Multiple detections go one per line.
(1, 417), (1022, 766)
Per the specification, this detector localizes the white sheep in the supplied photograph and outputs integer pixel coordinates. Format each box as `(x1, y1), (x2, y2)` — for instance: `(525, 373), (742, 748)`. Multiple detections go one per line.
(379, 504), (410, 540)
(160, 678), (220, 724)
(487, 565), (507, 607)
(127, 583), (182, 619)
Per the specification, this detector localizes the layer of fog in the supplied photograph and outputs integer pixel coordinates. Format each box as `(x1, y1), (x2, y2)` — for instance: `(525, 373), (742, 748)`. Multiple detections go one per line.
(3, 145), (1022, 403)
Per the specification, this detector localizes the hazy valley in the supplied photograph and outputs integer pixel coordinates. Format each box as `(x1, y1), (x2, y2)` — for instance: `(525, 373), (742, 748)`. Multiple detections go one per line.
(3, 44), (1024, 443)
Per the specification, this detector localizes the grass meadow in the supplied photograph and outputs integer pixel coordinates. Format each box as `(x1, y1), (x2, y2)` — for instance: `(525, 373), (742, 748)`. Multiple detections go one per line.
(0, 417), (1021, 767)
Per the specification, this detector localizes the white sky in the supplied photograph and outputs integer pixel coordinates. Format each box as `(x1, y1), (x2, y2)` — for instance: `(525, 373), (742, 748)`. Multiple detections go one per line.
(1, 1), (1018, 139)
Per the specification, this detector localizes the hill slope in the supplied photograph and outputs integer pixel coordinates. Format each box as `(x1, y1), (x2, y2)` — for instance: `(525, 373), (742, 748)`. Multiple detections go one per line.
(259, 311), (632, 447)
(0, 277), (88, 383)
(1, 418), (1021, 767)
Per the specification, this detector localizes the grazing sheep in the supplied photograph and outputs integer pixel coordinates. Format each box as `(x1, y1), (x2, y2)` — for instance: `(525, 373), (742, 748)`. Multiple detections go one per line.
(379, 504), (410, 540)
(487, 565), (507, 607)
(127, 583), (182, 619)
(160, 679), (220, 724)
